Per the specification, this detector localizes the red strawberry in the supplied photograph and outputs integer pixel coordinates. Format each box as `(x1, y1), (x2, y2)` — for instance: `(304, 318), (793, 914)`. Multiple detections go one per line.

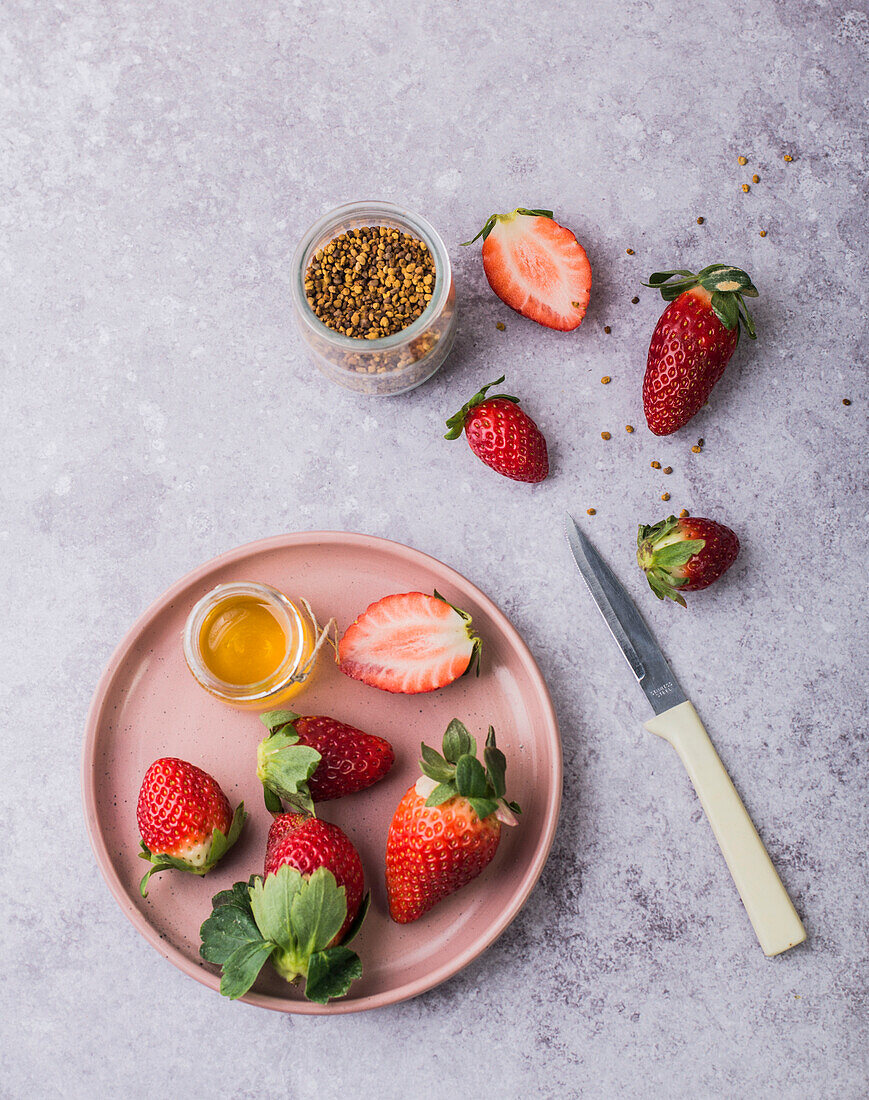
(637, 515), (740, 607)
(642, 265), (758, 435)
(256, 709), (394, 811)
(385, 720), (520, 923)
(136, 757), (246, 896)
(445, 375), (548, 483)
(464, 207), (592, 330)
(338, 591), (481, 694)
(264, 812), (364, 943)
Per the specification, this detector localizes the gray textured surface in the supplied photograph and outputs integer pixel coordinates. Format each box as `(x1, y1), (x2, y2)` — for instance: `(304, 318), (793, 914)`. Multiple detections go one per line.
(2, 0), (867, 1096)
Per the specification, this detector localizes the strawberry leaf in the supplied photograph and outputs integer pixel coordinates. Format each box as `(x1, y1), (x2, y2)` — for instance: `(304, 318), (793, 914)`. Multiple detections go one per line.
(200, 883), (264, 966)
(249, 864), (305, 954)
(218, 940), (278, 1000)
(484, 727), (507, 798)
(290, 866), (348, 958)
(210, 876), (260, 911)
(468, 797), (499, 820)
(425, 781), (458, 807)
(456, 754), (489, 798)
(442, 719), (473, 763)
(710, 290), (739, 331)
(207, 801), (247, 867)
(305, 946), (363, 1004)
(652, 540), (705, 568)
(420, 743), (455, 783)
(200, 874), (278, 998)
(263, 786), (284, 814)
(260, 709), (301, 733)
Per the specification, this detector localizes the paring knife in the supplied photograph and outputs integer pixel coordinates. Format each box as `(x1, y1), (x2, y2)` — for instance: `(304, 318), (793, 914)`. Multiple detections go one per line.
(564, 514), (806, 956)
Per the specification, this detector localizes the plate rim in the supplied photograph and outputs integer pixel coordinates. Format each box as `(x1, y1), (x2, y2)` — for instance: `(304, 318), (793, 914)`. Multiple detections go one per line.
(81, 530), (562, 1015)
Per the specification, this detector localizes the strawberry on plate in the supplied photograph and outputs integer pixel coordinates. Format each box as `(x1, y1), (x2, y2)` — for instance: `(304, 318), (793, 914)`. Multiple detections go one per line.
(464, 207), (592, 330)
(386, 720), (520, 923)
(199, 812), (368, 1004)
(136, 757), (246, 897)
(338, 591), (481, 694)
(637, 515), (740, 607)
(445, 375), (549, 484)
(256, 709), (395, 813)
(643, 264), (758, 435)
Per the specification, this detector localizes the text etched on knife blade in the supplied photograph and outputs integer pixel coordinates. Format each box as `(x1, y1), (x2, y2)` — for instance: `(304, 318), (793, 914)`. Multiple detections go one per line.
(650, 682), (677, 699)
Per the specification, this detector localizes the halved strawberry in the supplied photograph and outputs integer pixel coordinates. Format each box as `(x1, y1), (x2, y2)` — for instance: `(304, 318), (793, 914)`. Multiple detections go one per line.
(338, 591), (481, 694)
(464, 208), (592, 331)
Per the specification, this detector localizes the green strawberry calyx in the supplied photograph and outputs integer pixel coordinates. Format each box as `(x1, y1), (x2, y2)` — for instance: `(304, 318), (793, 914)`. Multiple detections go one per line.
(461, 208), (555, 246)
(444, 376), (520, 440)
(417, 720), (521, 823)
(256, 710), (322, 816)
(199, 865), (370, 1004)
(643, 264), (758, 340)
(637, 516), (706, 609)
(432, 591), (482, 678)
(138, 801), (247, 898)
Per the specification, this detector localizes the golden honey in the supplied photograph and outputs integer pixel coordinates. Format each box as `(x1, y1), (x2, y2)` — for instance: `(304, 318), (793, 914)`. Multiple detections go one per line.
(199, 596), (286, 686)
(183, 582), (318, 709)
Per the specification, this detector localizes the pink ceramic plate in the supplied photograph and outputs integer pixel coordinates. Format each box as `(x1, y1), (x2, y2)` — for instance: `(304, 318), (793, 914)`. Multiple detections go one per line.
(82, 532), (562, 1014)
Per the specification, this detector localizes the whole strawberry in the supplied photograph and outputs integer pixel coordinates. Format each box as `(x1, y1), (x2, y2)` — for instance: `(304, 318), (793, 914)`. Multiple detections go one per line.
(643, 265), (758, 435)
(386, 720), (520, 923)
(256, 709), (394, 813)
(136, 757), (246, 896)
(199, 811), (368, 1003)
(637, 515), (740, 607)
(445, 375), (548, 483)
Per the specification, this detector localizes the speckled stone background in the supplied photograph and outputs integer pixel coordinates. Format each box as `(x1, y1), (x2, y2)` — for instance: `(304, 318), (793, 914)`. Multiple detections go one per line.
(2, 0), (867, 1095)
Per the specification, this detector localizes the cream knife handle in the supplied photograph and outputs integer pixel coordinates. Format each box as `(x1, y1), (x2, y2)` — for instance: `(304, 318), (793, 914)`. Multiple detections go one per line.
(644, 700), (806, 957)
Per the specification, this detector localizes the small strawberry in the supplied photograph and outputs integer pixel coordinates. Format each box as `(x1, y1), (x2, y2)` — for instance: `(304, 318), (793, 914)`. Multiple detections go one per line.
(136, 757), (246, 896)
(256, 709), (395, 813)
(445, 375), (549, 483)
(463, 207), (592, 330)
(385, 720), (520, 924)
(642, 265), (758, 435)
(338, 591), (481, 694)
(200, 812), (368, 1003)
(637, 515), (740, 607)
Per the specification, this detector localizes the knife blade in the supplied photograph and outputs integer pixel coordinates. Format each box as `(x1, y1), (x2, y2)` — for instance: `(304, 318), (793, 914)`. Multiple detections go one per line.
(564, 514), (687, 715)
(563, 512), (807, 956)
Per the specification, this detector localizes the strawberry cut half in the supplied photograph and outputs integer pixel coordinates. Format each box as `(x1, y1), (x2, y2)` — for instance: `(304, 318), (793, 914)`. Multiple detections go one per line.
(338, 591), (481, 694)
(464, 207), (592, 331)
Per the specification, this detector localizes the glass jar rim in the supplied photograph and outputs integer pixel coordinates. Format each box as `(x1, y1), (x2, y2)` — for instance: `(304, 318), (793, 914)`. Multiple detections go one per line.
(291, 201), (452, 353)
(182, 581), (308, 702)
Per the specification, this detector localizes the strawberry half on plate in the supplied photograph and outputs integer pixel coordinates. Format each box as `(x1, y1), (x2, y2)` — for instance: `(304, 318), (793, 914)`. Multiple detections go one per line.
(338, 591), (481, 694)
(464, 207), (592, 331)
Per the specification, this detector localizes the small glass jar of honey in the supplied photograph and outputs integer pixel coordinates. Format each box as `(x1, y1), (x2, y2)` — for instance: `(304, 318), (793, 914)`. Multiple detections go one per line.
(183, 582), (320, 709)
